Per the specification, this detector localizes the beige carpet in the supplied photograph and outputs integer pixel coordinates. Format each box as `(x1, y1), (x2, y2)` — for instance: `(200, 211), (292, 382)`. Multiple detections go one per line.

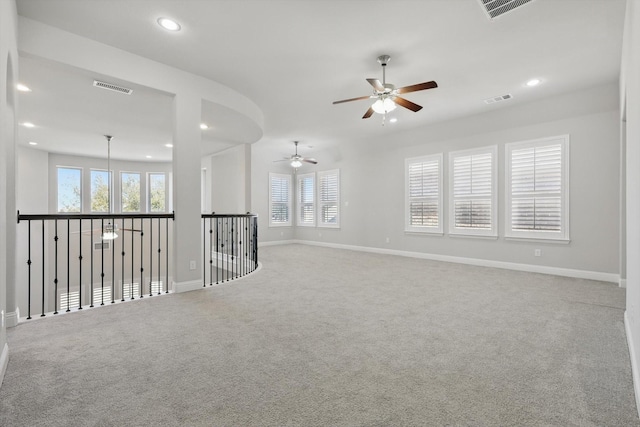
(0, 244), (637, 426)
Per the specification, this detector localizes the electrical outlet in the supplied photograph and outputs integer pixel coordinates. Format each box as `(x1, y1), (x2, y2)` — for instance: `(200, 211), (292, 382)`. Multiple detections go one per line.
(318, 232), (322, 238)
(385, 237), (390, 243)
(534, 249), (541, 257)
(189, 260), (196, 270)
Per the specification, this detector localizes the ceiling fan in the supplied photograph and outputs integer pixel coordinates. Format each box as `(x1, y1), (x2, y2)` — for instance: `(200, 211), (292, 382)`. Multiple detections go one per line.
(274, 141), (317, 169)
(333, 55), (438, 119)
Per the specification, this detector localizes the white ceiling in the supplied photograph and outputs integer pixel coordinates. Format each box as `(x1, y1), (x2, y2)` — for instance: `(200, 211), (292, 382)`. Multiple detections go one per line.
(15, 0), (626, 161)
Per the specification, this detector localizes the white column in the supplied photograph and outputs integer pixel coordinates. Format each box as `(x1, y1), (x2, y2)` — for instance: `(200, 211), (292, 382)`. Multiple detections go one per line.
(171, 92), (203, 292)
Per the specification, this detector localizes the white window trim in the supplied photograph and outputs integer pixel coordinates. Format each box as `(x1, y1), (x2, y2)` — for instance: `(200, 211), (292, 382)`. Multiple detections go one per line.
(120, 171), (141, 213)
(56, 165), (83, 213)
(317, 169), (340, 228)
(296, 172), (316, 227)
(89, 168), (112, 213)
(405, 153), (443, 234)
(147, 172), (167, 213)
(269, 172), (292, 227)
(505, 135), (570, 241)
(448, 145), (497, 237)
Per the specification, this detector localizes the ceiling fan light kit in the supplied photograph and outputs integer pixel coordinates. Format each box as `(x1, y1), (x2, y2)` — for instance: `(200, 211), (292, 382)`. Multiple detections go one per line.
(274, 141), (318, 169)
(333, 54), (438, 122)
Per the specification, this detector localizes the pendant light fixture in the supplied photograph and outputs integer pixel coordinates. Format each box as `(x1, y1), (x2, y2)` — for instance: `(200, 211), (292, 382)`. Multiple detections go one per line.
(102, 135), (118, 240)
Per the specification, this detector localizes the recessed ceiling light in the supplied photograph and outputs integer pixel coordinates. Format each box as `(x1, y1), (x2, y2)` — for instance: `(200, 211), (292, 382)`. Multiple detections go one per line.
(146, 155), (152, 159)
(165, 143), (173, 148)
(21, 122), (35, 128)
(158, 17), (181, 31)
(28, 141), (38, 145)
(17, 83), (31, 92)
(200, 123), (209, 130)
(389, 117), (398, 123)
(526, 78), (541, 87)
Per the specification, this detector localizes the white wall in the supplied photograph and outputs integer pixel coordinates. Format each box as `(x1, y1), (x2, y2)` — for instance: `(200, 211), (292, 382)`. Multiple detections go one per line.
(622, 0), (640, 417)
(255, 83), (621, 279)
(0, 0), (18, 386)
(206, 144), (251, 214)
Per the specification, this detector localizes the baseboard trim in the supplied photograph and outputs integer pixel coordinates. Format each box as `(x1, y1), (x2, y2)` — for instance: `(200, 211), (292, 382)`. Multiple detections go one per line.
(172, 279), (203, 293)
(6, 308), (19, 328)
(624, 311), (640, 419)
(0, 343), (8, 389)
(293, 240), (620, 283)
(259, 240), (297, 247)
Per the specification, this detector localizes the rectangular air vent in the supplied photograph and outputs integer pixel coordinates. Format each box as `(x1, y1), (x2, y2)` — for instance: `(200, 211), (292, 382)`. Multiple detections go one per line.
(94, 241), (111, 251)
(484, 94), (513, 105)
(93, 80), (133, 95)
(478, 0), (534, 20)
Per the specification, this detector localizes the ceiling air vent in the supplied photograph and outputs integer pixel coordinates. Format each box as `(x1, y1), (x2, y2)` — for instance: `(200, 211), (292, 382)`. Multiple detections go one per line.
(478, 0), (534, 20)
(484, 94), (513, 105)
(93, 80), (133, 95)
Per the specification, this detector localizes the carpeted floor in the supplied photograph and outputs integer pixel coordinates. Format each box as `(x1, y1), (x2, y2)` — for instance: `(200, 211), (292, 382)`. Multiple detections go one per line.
(0, 244), (638, 426)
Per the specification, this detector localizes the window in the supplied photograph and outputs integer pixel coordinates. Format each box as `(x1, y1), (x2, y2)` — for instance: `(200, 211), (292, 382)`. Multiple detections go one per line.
(317, 169), (340, 228)
(405, 154), (443, 234)
(148, 173), (166, 212)
(121, 172), (141, 213)
(297, 173), (315, 226)
(505, 135), (569, 241)
(90, 169), (111, 213)
(449, 146), (497, 237)
(269, 173), (291, 226)
(57, 167), (82, 212)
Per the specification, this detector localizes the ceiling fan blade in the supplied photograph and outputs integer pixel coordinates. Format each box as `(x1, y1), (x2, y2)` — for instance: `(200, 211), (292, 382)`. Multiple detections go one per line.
(362, 107), (374, 119)
(121, 228), (142, 233)
(302, 158), (318, 165)
(333, 95), (372, 105)
(273, 159), (290, 162)
(394, 96), (423, 112)
(396, 81), (438, 94)
(367, 78), (384, 92)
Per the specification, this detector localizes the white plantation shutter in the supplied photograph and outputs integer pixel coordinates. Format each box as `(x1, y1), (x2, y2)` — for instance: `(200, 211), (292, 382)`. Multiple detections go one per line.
(406, 154), (443, 233)
(269, 173), (292, 226)
(449, 146), (496, 236)
(297, 173), (315, 226)
(318, 170), (339, 228)
(506, 136), (569, 240)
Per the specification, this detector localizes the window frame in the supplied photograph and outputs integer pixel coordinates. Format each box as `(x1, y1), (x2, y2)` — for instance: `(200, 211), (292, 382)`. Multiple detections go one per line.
(448, 145), (498, 238)
(505, 135), (570, 242)
(317, 169), (340, 229)
(89, 168), (112, 213)
(296, 172), (316, 227)
(405, 153), (443, 234)
(120, 171), (141, 213)
(56, 166), (83, 213)
(269, 172), (292, 227)
(147, 172), (167, 213)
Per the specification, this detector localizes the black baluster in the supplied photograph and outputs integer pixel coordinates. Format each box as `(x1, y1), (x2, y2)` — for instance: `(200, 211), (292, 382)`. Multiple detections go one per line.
(157, 217), (161, 295)
(121, 218), (125, 302)
(139, 220), (144, 298)
(165, 217), (169, 293)
(27, 220), (32, 320)
(52, 220), (58, 316)
(78, 219), (83, 310)
(66, 219), (71, 311)
(90, 219), (94, 308)
(100, 218), (105, 306)
(149, 218), (153, 297)
(131, 218), (134, 299)
(216, 217), (220, 284)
